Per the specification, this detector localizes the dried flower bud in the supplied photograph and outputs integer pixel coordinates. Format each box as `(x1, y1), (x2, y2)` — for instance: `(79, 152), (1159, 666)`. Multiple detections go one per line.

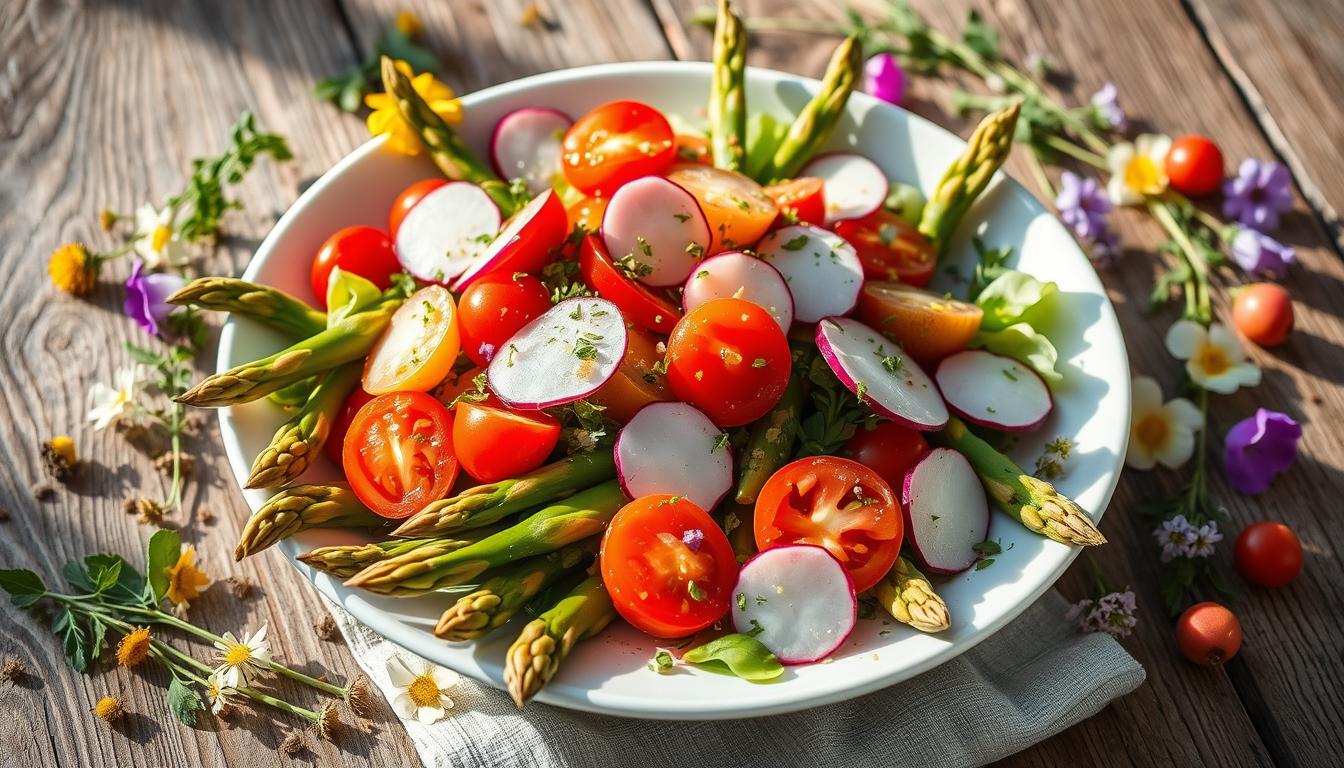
(279, 732), (304, 755)
(345, 674), (375, 718)
(1, 657), (25, 684)
(99, 209), (119, 231)
(155, 452), (194, 481)
(129, 497), (165, 525)
(315, 613), (339, 642)
(314, 701), (341, 740)
(92, 696), (124, 722)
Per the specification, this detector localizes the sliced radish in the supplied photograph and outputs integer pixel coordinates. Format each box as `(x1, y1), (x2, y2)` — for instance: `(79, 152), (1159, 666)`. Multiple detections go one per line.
(731, 545), (856, 665)
(935, 350), (1053, 431)
(682, 251), (794, 332)
(486, 297), (627, 409)
(490, 107), (570, 195)
(815, 316), (949, 431)
(902, 448), (990, 574)
(395, 182), (501, 283)
(614, 402), (732, 510)
(451, 189), (567, 291)
(757, 225), (863, 323)
(601, 176), (711, 287)
(800, 153), (887, 224)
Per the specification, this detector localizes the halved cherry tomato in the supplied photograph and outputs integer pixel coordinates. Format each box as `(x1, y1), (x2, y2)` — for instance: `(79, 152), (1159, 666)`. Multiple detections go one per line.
(324, 387), (375, 464)
(834, 209), (936, 287)
(363, 285), (461, 394)
(342, 391), (458, 519)
(754, 456), (902, 593)
(453, 397), (560, 482)
(588, 324), (672, 423)
(310, 226), (401, 308)
(845, 422), (930, 491)
(664, 298), (791, 427)
(578, 235), (681, 335)
(764, 177), (826, 226)
(565, 195), (609, 234)
(674, 134), (713, 165)
(458, 189), (568, 286)
(457, 273), (552, 366)
(855, 281), (983, 363)
(1165, 135), (1224, 197)
(388, 179), (448, 238)
(561, 100), (676, 196)
(665, 164), (778, 252)
(600, 495), (737, 638)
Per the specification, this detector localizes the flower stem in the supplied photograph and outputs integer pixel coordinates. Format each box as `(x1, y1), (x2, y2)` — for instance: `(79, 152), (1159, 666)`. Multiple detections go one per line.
(148, 637), (322, 724)
(1149, 199), (1212, 324)
(1024, 148), (1058, 200)
(1040, 134), (1107, 169)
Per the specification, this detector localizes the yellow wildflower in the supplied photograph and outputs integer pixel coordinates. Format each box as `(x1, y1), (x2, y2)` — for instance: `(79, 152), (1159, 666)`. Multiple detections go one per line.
(92, 696), (124, 722)
(164, 545), (210, 611)
(366, 60), (462, 155)
(394, 9), (423, 39)
(48, 435), (77, 465)
(116, 627), (153, 668)
(48, 243), (98, 296)
(1106, 134), (1172, 205)
(99, 209), (119, 231)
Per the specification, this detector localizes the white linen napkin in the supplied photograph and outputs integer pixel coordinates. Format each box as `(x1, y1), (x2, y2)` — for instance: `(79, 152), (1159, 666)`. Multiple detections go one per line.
(325, 589), (1143, 768)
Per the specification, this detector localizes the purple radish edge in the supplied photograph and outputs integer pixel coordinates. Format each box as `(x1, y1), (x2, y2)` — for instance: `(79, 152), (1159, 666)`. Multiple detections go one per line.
(799, 152), (887, 222)
(488, 107), (573, 181)
(934, 350), (1054, 432)
(733, 543), (858, 665)
(900, 448), (990, 575)
(813, 318), (948, 432)
(485, 296), (628, 410)
(599, 175), (712, 288)
(612, 401), (734, 511)
(396, 181), (502, 283)
(451, 189), (557, 291)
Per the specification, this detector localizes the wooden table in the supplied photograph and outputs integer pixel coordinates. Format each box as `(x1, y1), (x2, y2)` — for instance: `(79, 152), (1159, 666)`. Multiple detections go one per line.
(2, 0), (1341, 765)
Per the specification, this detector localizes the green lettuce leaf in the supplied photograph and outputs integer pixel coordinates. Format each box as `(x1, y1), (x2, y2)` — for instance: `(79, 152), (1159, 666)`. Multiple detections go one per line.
(681, 633), (784, 682)
(970, 322), (1062, 384)
(975, 271), (1059, 331)
(325, 267), (383, 326)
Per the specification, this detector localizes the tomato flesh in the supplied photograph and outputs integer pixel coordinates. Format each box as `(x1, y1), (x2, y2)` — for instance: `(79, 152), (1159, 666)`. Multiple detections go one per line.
(389, 179), (448, 238)
(664, 298), (791, 427)
(1165, 135), (1225, 197)
(833, 209), (936, 287)
(453, 398), (560, 482)
(362, 285), (461, 394)
(561, 100), (676, 196)
(588, 324), (672, 423)
(845, 422), (930, 491)
(310, 226), (401, 308)
(665, 164), (778, 253)
(600, 495), (737, 638)
(565, 195), (609, 234)
(578, 235), (681, 335)
(764, 177), (826, 227)
(855, 281), (984, 364)
(325, 387), (375, 464)
(342, 391), (458, 519)
(457, 273), (553, 366)
(674, 134), (713, 165)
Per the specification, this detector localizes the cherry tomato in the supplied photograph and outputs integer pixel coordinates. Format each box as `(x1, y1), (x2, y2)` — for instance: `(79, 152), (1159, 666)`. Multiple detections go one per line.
(588, 325), (672, 423)
(342, 391), (458, 519)
(833, 209), (936, 287)
(457, 273), (552, 366)
(431, 364), (485, 408)
(1165, 135), (1225, 197)
(1235, 521), (1303, 588)
(453, 398), (560, 482)
(764, 177), (826, 227)
(665, 164), (778, 253)
(310, 226), (401, 308)
(664, 298), (791, 427)
(388, 179), (447, 238)
(1232, 282), (1293, 347)
(561, 100), (676, 196)
(456, 189), (568, 289)
(1175, 602), (1242, 666)
(565, 195), (609, 234)
(673, 134), (713, 165)
(754, 456), (902, 593)
(362, 285), (461, 394)
(324, 387), (375, 464)
(578, 235), (681, 335)
(855, 281), (984, 363)
(845, 422), (930, 490)
(600, 495), (737, 638)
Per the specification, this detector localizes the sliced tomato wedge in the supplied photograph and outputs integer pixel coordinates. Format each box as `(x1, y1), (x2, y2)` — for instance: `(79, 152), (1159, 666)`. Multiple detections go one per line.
(587, 324), (672, 423)
(561, 100), (677, 196)
(342, 391), (459, 519)
(764, 177), (825, 227)
(578, 235), (681, 335)
(833, 209), (937, 287)
(362, 285), (461, 394)
(855, 281), (984, 364)
(600, 495), (737, 638)
(665, 163), (778, 253)
(754, 456), (902, 593)
(565, 195), (609, 234)
(674, 134), (713, 165)
(453, 397), (560, 482)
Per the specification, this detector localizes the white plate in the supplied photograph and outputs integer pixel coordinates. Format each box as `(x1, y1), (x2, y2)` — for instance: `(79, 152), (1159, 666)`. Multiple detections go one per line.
(217, 62), (1130, 720)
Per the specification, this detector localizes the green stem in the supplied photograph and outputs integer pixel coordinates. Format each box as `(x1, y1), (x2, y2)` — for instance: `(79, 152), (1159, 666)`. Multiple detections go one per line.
(1041, 133), (1106, 169)
(149, 639), (322, 723)
(1149, 199), (1212, 323)
(1024, 148), (1058, 200)
(1185, 388), (1211, 518)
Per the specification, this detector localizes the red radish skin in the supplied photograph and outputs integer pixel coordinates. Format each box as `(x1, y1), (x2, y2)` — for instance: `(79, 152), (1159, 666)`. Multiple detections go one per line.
(681, 250), (795, 332)
(935, 350), (1054, 432)
(731, 544), (857, 664)
(901, 448), (991, 574)
(613, 402), (733, 510)
(601, 176), (711, 287)
(451, 189), (568, 291)
(800, 153), (888, 224)
(485, 297), (628, 409)
(394, 182), (501, 283)
(756, 225), (863, 323)
(490, 107), (571, 195)
(815, 317), (949, 431)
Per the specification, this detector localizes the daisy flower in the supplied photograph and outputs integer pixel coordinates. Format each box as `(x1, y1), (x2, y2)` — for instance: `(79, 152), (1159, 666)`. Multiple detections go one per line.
(386, 654), (457, 724)
(1165, 320), (1262, 394)
(115, 626), (152, 668)
(1153, 515), (1198, 563)
(1126, 376), (1203, 470)
(1106, 134), (1172, 205)
(1188, 522), (1223, 558)
(86, 365), (143, 430)
(131, 204), (189, 270)
(204, 669), (239, 716)
(213, 624), (272, 689)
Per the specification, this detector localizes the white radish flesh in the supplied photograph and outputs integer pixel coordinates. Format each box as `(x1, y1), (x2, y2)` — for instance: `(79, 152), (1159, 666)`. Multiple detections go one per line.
(451, 189), (565, 291)
(682, 251), (794, 332)
(601, 176), (711, 287)
(395, 182), (501, 283)
(800, 153), (888, 224)
(614, 402), (732, 510)
(902, 448), (990, 574)
(490, 107), (570, 195)
(935, 350), (1053, 432)
(814, 316), (949, 431)
(731, 545), (857, 665)
(486, 297), (627, 409)
(756, 225), (863, 323)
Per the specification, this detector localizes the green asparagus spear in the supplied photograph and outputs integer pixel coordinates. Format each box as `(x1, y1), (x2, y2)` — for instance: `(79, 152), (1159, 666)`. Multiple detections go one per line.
(235, 483), (387, 560)
(245, 364), (360, 489)
(504, 575), (616, 708)
(873, 555), (950, 633)
(392, 450), (617, 537)
(917, 102), (1021, 254)
(931, 417), (1106, 546)
(434, 541), (596, 641)
(268, 377), (317, 412)
(346, 480), (625, 596)
(167, 277), (327, 338)
(720, 502), (757, 564)
(178, 298), (399, 407)
(733, 367), (804, 504)
(296, 526), (506, 578)
(759, 35), (862, 181)
(708, 0), (748, 171)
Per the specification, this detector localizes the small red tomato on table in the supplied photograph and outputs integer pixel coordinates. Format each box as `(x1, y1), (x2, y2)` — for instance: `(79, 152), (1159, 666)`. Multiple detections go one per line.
(1235, 521), (1303, 588)
(1165, 134), (1225, 197)
(1176, 601), (1242, 666)
(1232, 282), (1294, 347)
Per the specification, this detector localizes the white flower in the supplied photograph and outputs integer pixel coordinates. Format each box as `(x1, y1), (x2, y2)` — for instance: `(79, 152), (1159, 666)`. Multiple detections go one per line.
(86, 365), (143, 430)
(212, 624), (272, 689)
(204, 669), (238, 715)
(1153, 514), (1198, 563)
(1164, 320), (1262, 394)
(386, 654), (457, 724)
(1106, 133), (1171, 205)
(1127, 376), (1203, 470)
(1189, 522), (1223, 558)
(132, 204), (189, 269)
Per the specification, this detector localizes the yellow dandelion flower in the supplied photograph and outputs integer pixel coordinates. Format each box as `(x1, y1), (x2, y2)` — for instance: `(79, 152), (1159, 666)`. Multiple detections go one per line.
(92, 696), (123, 722)
(164, 545), (210, 610)
(99, 209), (119, 232)
(48, 243), (98, 296)
(116, 627), (153, 668)
(366, 60), (462, 155)
(48, 435), (77, 466)
(394, 9), (423, 39)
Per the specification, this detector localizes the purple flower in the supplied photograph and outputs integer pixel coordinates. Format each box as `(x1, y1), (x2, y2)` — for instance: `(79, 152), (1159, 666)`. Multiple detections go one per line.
(1223, 159), (1293, 231)
(1056, 172), (1119, 266)
(1188, 522), (1223, 558)
(1231, 227), (1295, 279)
(681, 528), (704, 553)
(1223, 408), (1302, 494)
(1066, 589), (1138, 638)
(124, 259), (185, 337)
(1090, 82), (1126, 133)
(1153, 514), (1197, 563)
(863, 53), (905, 106)
(1088, 229), (1122, 268)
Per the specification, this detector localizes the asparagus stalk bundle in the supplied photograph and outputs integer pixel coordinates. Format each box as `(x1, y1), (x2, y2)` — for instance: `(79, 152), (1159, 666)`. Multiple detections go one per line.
(873, 556), (950, 633)
(708, 0), (748, 171)
(504, 575), (616, 708)
(733, 367), (805, 504)
(235, 483), (387, 560)
(434, 541), (596, 641)
(933, 417), (1106, 546)
(392, 450), (617, 537)
(758, 35), (863, 182)
(346, 480), (626, 597)
(167, 277), (327, 338)
(917, 102), (1021, 254)
(296, 527), (505, 579)
(244, 364), (360, 489)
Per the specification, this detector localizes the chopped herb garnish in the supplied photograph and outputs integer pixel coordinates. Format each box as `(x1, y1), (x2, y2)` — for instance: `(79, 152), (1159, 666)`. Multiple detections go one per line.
(735, 592), (747, 611)
(781, 234), (808, 251)
(506, 344), (519, 367)
(473, 231), (496, 244)
(986, 406), (997, 414)
(745, 619), (765, 637)
(569, 306), (582, 321)
(636, 236), (653, 258)
(573, 336), (599, 361)
(975, 559), (995, 571)
(751, 358), (768, 368)
(754, 595), (767, 606)
(855, 381), (868, 400)
(649, 648), (675, 673)
(673, 212), (691, 223)
(687, 580), (705, 601)
(695, 270), (710, 279)
(712, 432), (730, 453)
(685, 242), (705, 258)
(1001, 368), (1019, 382)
